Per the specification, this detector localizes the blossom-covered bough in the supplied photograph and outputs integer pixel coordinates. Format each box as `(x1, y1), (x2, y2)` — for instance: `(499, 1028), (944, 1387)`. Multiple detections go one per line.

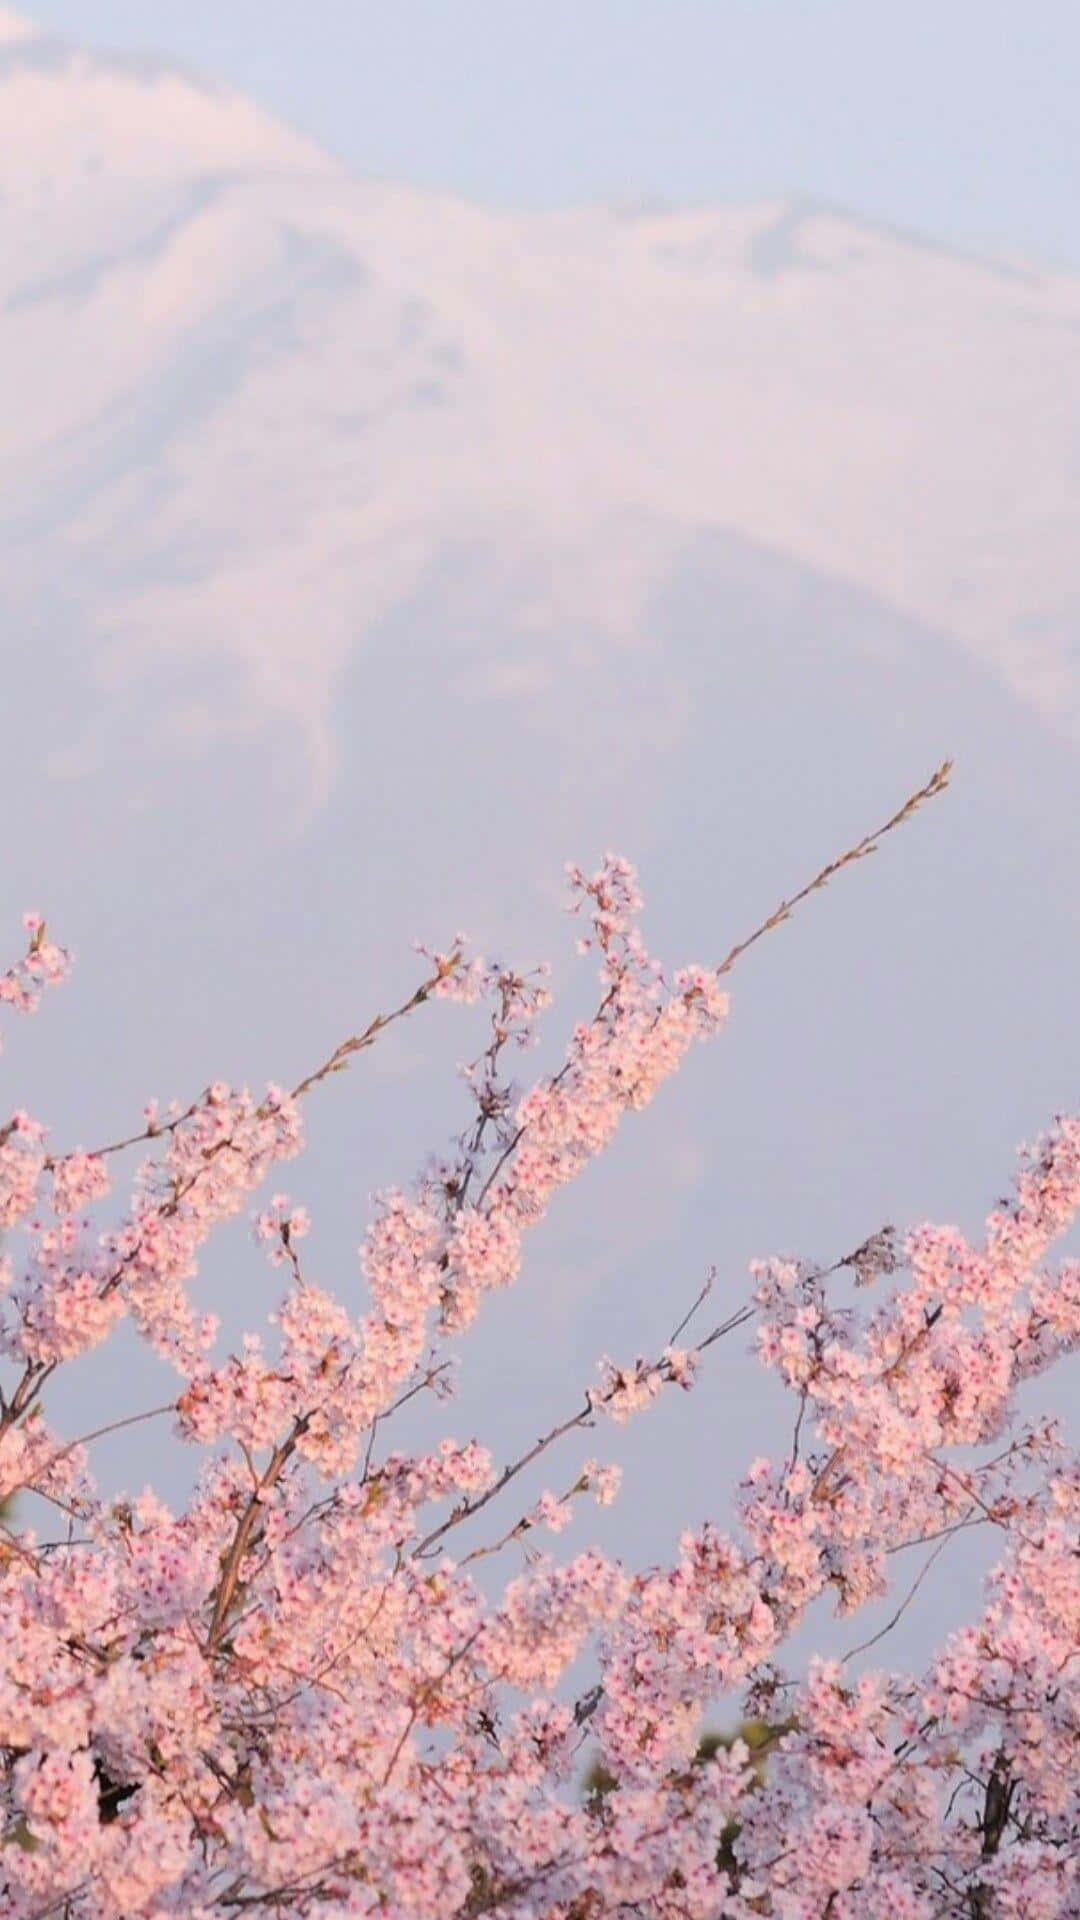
(1, 762), (1077, 1920)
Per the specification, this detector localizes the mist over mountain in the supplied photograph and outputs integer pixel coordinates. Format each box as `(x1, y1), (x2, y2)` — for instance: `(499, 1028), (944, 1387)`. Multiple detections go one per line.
(2, 5), (1077, 1673)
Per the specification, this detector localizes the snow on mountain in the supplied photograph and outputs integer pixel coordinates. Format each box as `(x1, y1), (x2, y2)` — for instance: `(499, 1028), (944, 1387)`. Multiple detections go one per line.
(0, 7), (336, 189)
(2, 11), (1078, 792)
(2, 13), (1077, 1657)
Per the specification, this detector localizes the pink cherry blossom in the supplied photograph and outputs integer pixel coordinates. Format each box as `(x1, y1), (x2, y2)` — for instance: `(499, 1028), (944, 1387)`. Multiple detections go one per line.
(1, 773), (1076, 1919)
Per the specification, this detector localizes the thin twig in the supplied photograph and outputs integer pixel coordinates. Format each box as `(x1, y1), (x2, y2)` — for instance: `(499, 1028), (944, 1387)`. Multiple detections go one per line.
(715, 760), (953, 978)
(44, 958), (459, 1171)
(288, 966), (456, 1104)
(474, 765), (951, 1227)
(38, 1402), (177, 1474)
(841, 1530), (957, 1663)
(413, 1400), (595, 1560)
(668, 1267), (715, 1346)
(413, 1297), (757, 1560)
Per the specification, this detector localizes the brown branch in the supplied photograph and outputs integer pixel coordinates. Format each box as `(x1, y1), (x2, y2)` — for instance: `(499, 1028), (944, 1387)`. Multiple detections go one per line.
(841, 1529), (959, 1663)
(380, 1627), (483, 1788)
(714, 759), (952, 978)
(413, 1300), (757, 1561)
(38, 1402), (177, 1475)
(668, 1267), (715, 1346)
(204, 1417), (310, 1654)
(287, 962), (458, 1104)
(413, 1400), (595, 1561)
(473, 764), (951, 1225)
(44, 956), (460, 1172)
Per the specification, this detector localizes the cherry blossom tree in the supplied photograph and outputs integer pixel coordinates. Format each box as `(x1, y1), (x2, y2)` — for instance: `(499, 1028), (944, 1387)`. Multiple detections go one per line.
(1, 761), (1077, 1920)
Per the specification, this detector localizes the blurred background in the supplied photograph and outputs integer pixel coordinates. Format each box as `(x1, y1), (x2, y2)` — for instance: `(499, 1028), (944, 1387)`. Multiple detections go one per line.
(2, 0), (1077, 1685)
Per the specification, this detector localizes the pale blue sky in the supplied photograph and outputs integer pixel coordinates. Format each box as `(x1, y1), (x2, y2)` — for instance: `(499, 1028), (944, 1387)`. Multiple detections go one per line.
(22, 0), (1080, 268)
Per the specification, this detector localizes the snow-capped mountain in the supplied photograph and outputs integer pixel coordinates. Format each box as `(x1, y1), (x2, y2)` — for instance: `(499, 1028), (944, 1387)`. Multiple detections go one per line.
(1, 8), (1077, 1661)
(2, 2), (1078, 789)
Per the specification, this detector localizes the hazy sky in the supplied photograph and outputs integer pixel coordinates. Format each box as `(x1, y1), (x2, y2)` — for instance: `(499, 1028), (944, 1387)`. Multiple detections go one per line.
(20, 0), (1080, 269)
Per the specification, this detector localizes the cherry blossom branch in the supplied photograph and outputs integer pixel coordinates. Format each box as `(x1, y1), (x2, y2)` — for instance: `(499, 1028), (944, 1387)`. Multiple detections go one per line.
(43, 953), (464, 1170)
(809, 1303), (945, 1506)
(2, 964), (466, 1459)
(472, 763), (951, 1222)
(412, 1399), (598, 1562)
(412, 1298), (756, 1560)
(5, 817), (1080, 1920)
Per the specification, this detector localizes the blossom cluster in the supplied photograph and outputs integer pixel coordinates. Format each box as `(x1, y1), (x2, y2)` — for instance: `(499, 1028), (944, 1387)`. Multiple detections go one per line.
(0, 862), (1076, 1920)
(0, 916), (69, 1031)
